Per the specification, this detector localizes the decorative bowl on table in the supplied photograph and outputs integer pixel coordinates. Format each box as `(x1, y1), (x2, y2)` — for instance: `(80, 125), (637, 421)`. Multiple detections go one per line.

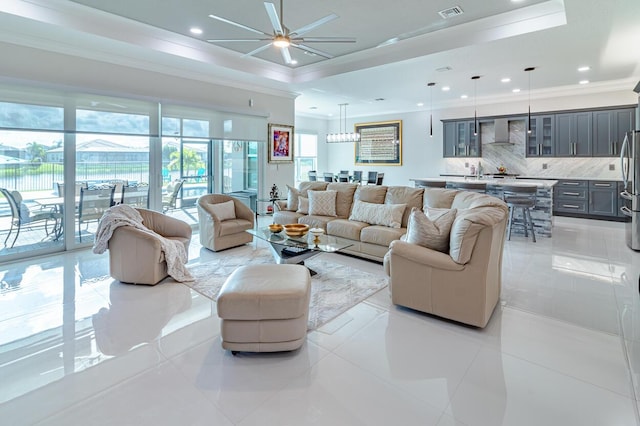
(284, 223), (309, 238)
(268, 223), (283, 233)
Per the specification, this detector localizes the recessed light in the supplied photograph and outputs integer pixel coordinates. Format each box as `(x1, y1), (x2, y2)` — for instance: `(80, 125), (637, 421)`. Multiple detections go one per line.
(416, 102), (424, 107)
(190, 27), (203, 35)
(290, 59), (298, 65)
(512, 88), (521, 93)
(579, 80), (589, 85)
(501, 78), (511, 83)
(374, 98), (385, 101)
(436, 66), (452, 72)
(578, 66), (590, 72)
(460, 94), (468, 99)
(442, 86), (450, 91)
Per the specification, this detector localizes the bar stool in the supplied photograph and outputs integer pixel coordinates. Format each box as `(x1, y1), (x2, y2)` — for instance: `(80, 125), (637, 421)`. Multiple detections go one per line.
(452, 182), (486, 193)
(502, 185), (537, 242)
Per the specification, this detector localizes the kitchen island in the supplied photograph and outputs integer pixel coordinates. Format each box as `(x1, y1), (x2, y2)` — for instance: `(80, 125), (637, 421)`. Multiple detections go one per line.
(410, 177), (558, 237)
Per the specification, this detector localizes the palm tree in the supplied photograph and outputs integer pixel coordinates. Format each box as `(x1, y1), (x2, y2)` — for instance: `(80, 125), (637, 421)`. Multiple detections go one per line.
(168, 147), (204, 176)
(26, 142), (47, 162)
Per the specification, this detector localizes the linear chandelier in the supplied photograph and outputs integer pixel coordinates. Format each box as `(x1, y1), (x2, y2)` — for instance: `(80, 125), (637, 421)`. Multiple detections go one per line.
(525, 67), (535, 134)
(326, 103), (360, 143)
(427, 82), (436, 137)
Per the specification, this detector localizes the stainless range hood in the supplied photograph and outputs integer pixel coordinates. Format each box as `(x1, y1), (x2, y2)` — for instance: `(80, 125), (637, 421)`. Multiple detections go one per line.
(491, 118), (512, 144)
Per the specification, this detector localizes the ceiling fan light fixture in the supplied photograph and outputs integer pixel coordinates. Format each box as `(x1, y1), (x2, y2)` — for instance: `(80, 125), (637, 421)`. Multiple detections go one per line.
(273, 35), (290, 48)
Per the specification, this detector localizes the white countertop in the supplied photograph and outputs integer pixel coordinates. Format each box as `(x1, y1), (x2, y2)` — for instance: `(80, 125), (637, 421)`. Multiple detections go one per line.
(410, 177), (558, 187)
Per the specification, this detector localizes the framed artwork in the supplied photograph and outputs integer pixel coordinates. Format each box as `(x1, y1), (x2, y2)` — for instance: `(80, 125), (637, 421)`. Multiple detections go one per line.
(354, 120), (402, 165)
(268, 123), (294, 163)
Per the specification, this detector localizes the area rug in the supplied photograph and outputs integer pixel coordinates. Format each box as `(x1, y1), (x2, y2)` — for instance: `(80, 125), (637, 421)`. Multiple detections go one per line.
(184, 248), (388, 331)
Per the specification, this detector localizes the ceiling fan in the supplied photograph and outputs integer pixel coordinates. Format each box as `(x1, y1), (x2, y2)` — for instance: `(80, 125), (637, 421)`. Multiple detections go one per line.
(207, 0), (355, 65)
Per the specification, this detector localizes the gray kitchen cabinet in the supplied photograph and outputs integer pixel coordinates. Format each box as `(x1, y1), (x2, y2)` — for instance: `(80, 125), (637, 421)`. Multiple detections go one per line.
(526, 115), (554, 157)
(588, 180), (617, 216)
(592, 108), (635, 157)
(555, 112), (592, 157)
(442, 120), (481, 157)
(554, 180), (588, 214)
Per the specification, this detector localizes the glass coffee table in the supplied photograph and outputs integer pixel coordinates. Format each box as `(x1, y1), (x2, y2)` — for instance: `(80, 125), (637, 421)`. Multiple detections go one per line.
(247, 227), (352, 275)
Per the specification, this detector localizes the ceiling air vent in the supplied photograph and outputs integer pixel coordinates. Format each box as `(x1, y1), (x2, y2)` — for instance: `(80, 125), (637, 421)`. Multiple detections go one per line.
(438, 6), (464, 19)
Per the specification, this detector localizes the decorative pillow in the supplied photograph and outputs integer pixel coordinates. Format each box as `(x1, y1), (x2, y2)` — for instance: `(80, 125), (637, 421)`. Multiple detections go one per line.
(405, 207), (457, 252)
(286, 184), (300, 211)
(210, 200), (236, 221)
(297, 196), (309, 214)
(348, 200), (406, 228)
(308, 190), (337, 216)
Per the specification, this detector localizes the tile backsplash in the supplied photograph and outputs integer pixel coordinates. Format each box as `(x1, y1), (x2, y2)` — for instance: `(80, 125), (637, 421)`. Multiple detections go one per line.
(444, 120), (621, 180)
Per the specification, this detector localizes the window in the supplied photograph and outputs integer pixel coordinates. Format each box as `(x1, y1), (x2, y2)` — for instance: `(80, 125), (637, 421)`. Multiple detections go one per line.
(294, 133), (317, 186)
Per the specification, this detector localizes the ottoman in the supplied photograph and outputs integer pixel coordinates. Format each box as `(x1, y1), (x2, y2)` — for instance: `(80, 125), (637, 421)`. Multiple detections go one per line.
(217, 264), (311, 353)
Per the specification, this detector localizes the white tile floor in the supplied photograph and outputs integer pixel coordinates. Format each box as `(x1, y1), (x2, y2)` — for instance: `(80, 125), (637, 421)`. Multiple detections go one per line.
(1, 216), (640, 425)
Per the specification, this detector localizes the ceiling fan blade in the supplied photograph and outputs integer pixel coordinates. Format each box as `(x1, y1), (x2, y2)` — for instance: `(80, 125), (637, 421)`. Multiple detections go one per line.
(289, 13), (338, 37)
(264, 2), (284, 35)
(291, 43), (334, 59)
(294, 37), (356, 43)
(244, 43), (273, 57)
(280, 47), (293, 64)
(208, 14), (271, 36)
(207, 38), (272, 42)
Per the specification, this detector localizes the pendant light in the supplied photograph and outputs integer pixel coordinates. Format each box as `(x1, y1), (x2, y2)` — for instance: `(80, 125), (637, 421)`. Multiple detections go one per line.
(525, 67), (535, 134)
(326, 103), (360, 143)
(427, 82), (436, 137)
(471, 75), (480, 136)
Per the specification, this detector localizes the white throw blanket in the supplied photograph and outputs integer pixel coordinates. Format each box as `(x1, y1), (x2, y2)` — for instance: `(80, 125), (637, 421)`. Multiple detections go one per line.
(93, 204), (193, 282)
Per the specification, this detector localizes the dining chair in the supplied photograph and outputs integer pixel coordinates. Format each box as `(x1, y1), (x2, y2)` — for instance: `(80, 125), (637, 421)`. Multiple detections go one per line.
(78, 186), (115, 241)
(308, 171), (317, 181)
(351, 171), (363, 184)
(366, 171), (378, 185)
(122, 183), (149, 208)
(323, 172), (334, 182)
(0, 188), (62, 248)
(376, 172), (385, 185)
(337, 172), (350, 182)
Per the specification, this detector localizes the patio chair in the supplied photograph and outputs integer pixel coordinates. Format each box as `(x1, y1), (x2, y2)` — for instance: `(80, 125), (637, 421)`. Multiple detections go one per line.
(122, 183), (149, 208)
(78, 186), (115, 242)
(162, 180), (184, 213)
(0, 188), (62, 248)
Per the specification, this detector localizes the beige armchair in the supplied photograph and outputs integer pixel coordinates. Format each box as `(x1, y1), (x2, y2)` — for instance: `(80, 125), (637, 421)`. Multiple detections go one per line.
(108, 208), (192, 285)
(384, 191), (508, 328)
(197, 194), (254, 252)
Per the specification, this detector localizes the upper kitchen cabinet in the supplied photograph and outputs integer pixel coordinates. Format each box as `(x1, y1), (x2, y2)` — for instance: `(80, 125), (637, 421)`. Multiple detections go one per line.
(592, 108), (635, 157)
(526, 115), (554, 157)
(443, 120), (481, 157)
(555, 112), (592, 157)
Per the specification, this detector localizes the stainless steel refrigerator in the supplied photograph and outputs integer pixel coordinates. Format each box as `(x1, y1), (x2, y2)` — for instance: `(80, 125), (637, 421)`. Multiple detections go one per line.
(620, 129), (640, 250)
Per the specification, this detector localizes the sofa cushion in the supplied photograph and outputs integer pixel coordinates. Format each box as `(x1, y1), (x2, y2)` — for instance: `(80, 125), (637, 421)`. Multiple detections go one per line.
(423, 188), (459, 209)
(286, 184), (299, 211)
(349, 200), (406, 229)
(273, 210), (304, 225)
(299, 181), (329, 194)
(449, 206), (507, 264)
(385, 186), (424, 227)
(210, 200), (236, 221)
(297, 196), (309, 214)
(360, 225), (406, 246)
(327, 183), (358, 218)
(354, 185), (387, 204)
(405, 207), (457, 252)
(298, 215), (336, 231)
(326, 218), (369, 241)
(308, 190), (337, 216)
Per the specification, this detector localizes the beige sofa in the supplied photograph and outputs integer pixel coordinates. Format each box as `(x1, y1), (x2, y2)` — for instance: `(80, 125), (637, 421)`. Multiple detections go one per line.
(274, 182), (424, 262)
